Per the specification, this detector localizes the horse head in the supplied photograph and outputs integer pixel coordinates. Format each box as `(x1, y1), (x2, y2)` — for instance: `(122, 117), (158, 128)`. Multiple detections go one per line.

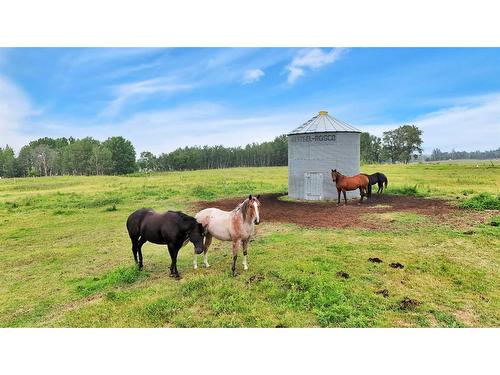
(189, 222), (206, 254)
(331, 169), (339, 182)
(241, 194), (261, 225)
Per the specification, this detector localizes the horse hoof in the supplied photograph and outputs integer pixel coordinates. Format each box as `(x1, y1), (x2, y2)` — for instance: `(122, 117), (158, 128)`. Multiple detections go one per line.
(203, 263), (210, 268)
(193, 265), (198, 270)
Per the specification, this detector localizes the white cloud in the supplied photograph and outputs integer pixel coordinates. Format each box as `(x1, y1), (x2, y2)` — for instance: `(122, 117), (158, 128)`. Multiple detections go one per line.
(286, 48), (347, 84)
(242, 69), (264, 84)
(0, 76), (35, 149)
(31, 102), (303, 155)
(359, 93), (500, 152)
(100, 77), (194, 117)
(100, 104), (300, 154)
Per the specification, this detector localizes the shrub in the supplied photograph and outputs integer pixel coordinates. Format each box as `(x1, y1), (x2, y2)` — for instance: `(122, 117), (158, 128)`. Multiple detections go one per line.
(459, 193), (500, 210)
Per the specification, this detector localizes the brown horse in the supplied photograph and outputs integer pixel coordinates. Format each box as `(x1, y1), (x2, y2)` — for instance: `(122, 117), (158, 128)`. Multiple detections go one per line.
(331, 169), (370, 204)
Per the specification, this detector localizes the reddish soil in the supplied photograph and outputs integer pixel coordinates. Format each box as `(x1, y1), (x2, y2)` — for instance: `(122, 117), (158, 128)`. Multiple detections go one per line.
(195, 193), (484, 230)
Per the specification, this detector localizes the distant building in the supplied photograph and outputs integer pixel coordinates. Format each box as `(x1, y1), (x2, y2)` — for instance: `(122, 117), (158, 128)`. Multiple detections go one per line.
(287, 111), (361, 200)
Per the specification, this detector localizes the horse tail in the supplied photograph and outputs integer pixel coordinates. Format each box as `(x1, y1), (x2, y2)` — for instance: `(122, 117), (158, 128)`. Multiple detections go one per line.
(367, 180), (372, 197)
(384, 177), (388, 189)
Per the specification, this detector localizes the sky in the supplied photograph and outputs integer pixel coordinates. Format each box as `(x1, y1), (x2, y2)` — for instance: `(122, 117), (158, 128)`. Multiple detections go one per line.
(0, 47), (499, 155)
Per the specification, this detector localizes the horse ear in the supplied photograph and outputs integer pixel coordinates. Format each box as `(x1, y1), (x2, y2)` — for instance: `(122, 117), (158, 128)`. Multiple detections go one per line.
(331, 169), (334, 172)
(256, 194), (260, 200)
(248, 194), (252, 200)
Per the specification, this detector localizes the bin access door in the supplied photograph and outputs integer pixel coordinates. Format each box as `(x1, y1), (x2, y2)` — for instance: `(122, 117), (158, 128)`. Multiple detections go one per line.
(304, 172), (323, 200)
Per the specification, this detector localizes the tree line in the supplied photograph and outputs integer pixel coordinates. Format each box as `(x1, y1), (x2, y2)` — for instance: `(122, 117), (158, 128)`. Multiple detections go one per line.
(138, 135), (288, 172)
(2, 123), (496, 178)
(0, 134), (288, 177)
(428, 148), (500, 161)
(0, 136), (136, 177)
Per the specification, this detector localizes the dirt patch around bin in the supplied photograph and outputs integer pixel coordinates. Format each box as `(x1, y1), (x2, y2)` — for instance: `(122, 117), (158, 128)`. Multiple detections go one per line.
(195, 193), (492, 230)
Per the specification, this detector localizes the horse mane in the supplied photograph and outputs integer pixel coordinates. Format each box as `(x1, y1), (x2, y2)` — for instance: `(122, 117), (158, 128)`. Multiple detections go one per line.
(234, 199), (249, 221)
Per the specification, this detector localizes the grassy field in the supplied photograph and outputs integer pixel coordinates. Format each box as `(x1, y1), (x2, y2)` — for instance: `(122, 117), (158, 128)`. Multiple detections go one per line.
(0, 161), (499, 327)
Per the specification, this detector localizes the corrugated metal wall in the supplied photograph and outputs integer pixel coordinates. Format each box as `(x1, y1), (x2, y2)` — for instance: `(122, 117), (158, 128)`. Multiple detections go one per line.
(288, 132), (360, 200)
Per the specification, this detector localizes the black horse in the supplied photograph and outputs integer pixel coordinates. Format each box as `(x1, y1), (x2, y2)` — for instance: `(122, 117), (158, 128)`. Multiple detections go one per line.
(363, 172), (388, 197)
(126, 209), (205, 278)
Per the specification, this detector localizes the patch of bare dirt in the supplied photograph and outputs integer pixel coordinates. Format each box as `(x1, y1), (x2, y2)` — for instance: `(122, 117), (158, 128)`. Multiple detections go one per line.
(247, 274), (265, 284)
(390, 262), (405, 269)
(336, 271), (350, 279)
(399, 297), (421, 310)
(195, 193), (491, 230)
(375, 289), (390, 298)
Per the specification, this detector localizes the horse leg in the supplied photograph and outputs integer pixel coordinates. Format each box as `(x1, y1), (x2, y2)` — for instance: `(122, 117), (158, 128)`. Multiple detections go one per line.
(343, 190), (347, 205)
(378, 182), (383, 194)
(173, 248), (180, 278)
(231, 239), (241, 276)
(359, 187), (364, 203)
(130, 236), (139, 265)
(337, 189), (341, 205)
(202, 233), (212, 268)
(137, 237), (146, 269)
(167, 244), (180, 278)
(167, 245), (175, 276)
(242, 240), (249, 271)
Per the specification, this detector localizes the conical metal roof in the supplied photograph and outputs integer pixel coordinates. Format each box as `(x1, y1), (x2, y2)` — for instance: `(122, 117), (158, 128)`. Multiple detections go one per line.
(288, 111), (361, 134)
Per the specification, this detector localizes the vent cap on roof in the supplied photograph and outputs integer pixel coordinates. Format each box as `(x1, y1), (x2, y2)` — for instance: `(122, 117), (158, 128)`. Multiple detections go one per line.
(288, 111), (361, 134)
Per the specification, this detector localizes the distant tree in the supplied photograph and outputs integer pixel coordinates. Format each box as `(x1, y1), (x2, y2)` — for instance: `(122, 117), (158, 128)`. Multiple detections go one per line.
(398, 125), (423, 163)
(103, 136), (137, 174)
(382, 125), (423, 163)
(62, 137), (100, 175)
(360, 132), (383, 163)
(32, 144), (58, 176)
(0, 145), (17, 177)
(137, 151), (158, 172)
(90, 145), (113, 175)
(17, 145), (36, 176)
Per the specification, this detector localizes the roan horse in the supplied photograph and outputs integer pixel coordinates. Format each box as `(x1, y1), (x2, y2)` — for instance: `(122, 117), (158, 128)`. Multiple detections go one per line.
(362, 172), (388, 197)
(331, 169), (370, 204)
(126, 209), (205, 278)
(195, 195), (261, 276)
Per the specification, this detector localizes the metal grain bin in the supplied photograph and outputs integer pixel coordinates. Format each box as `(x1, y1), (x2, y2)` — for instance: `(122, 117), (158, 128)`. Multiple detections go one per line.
(287, 111), (361, 200)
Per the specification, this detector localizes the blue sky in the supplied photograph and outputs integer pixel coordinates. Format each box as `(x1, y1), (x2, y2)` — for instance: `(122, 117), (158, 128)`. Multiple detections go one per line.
(1, 47), (499, 154)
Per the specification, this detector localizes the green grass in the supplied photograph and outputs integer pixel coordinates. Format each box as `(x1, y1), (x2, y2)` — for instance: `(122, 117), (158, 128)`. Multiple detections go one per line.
(0, 163), (499, 327)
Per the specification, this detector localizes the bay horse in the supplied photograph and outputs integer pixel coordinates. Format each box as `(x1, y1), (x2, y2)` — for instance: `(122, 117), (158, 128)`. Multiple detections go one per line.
(330, 169), (369, 204)
(126, 209), (205, 278)
(195, 194), (261, 276)
(362, 172), (388, 197)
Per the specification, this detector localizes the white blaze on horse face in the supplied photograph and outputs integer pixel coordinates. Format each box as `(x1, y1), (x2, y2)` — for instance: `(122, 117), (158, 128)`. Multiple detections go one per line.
(253, 201), (260, 224)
